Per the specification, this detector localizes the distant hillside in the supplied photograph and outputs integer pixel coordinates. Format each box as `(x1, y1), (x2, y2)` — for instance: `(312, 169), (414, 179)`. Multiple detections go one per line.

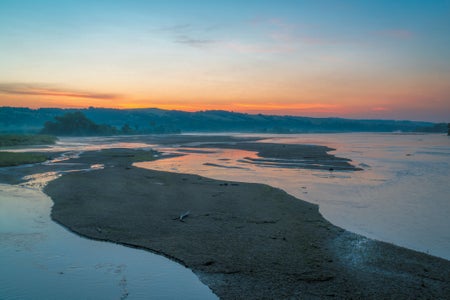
(0, 106), (442, 134)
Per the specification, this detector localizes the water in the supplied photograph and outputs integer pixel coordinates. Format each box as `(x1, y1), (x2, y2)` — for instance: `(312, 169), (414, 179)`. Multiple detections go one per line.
(1, 133), (449, 299)
(136, 133), (450, 260)
(0, 143), (217, 299)
(0, 183), (217, 300)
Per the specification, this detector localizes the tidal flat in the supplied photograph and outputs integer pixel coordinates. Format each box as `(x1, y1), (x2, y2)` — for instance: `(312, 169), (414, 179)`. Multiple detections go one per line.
(2, 134), (450, 299)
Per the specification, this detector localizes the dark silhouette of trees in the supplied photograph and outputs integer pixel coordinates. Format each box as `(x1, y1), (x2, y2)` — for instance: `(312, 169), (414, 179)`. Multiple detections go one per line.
(121, 123), (134, 135)
(41, 112), (119, 136)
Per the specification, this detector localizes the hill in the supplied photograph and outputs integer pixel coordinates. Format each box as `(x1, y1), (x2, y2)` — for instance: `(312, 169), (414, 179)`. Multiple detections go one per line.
(0, 106), (442, 134)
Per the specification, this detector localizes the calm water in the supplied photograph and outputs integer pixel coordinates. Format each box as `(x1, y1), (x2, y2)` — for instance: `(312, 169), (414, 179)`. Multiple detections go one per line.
(0, 184), (217, 300)
(1, 133), (449, 299)
(0, 141), (217, 300)
(137, 133), (450, 260)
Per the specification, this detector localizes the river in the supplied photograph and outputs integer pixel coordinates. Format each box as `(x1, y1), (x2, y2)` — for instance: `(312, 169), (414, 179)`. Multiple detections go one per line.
(138, 133), (450, 260)
(1, 132), (449, 299)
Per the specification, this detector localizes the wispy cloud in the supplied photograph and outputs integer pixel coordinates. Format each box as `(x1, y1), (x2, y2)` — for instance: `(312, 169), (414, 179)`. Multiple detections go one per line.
(0, 83), (120, 100)
(154, 23), (218, 49)
(162, 19), (339, 53)
(175, 35), (216, 48)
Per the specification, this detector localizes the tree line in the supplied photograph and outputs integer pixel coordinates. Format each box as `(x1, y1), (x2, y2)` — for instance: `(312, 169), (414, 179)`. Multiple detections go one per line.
(40, 111), (134, 136)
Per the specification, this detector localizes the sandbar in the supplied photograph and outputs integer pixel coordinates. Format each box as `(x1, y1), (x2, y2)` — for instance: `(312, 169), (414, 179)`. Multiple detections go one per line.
(41, 148), (450, 299)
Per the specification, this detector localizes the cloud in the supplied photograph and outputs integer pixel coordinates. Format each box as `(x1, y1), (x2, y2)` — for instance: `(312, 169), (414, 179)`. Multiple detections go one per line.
(0, 83), (120, 100)
(152, 23), (218, 48)
(163, 19), (337, 52)
(175, 35), (216, 48)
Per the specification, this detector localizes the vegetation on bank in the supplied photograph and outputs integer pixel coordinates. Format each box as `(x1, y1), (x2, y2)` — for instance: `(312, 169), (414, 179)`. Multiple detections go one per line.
(0, 134), (56, 167)
(0, 152), (49, 167)
(0, 134), (57, 147)
(84, 148), (159, 164)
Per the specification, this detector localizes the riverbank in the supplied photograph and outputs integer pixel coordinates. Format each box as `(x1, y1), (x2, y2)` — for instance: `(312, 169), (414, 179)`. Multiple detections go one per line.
(0, 134), (57, 147)
(0, 151), (50, 167)
(42, 148), (450, 299)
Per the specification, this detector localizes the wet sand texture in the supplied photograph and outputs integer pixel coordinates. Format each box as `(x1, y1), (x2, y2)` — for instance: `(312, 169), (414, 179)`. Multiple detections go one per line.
(192, 142), (360, 170)
(44, 150), (450, 299)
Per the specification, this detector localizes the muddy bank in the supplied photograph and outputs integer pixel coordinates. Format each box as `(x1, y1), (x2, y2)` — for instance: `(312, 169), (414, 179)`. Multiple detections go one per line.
(43, 150), (450, 299)
(0, 148), (159, 185)
(191, 142), (359, 170)
(0, 134), (261, 184)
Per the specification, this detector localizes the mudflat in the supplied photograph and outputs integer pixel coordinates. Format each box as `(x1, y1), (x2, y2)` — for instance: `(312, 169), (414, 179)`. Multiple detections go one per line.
(43, 148), (450, 299)
(190, 142), (359, 170)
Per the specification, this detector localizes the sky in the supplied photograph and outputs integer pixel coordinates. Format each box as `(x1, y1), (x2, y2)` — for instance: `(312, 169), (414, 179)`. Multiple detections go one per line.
(0, 0), (449, 122)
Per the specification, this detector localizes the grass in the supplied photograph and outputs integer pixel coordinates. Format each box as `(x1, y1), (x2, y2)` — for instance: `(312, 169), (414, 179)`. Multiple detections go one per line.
(0, 134), (58, 147)
(0, 152), (49, 167)
(127, 150), (159, 163)
(98, 148), (159, 162)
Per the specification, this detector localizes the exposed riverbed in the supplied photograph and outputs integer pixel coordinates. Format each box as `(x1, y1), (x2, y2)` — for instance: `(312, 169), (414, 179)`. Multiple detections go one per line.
(1, 133), (449, 299)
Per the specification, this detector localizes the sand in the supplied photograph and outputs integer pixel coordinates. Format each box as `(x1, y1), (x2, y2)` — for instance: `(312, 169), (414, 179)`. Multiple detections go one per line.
(191, 142), (360, 170)
(40, 147), (450, 299)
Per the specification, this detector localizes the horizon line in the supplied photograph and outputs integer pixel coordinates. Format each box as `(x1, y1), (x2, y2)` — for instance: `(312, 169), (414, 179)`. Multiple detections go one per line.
(0, 105), (441, 124)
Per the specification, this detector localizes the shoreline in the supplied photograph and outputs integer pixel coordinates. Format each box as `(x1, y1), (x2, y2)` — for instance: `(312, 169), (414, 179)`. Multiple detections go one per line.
(40, 148), (450, 299)
(1, 135), (449, 299)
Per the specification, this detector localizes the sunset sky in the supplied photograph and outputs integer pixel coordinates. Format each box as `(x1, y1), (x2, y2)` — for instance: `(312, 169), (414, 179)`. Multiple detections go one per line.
(0, 0), (449, 122)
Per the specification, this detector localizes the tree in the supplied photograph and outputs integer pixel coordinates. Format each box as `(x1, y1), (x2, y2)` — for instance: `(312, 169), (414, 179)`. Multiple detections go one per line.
(121, 124), (134, 134)
(41, 112), (118, 136)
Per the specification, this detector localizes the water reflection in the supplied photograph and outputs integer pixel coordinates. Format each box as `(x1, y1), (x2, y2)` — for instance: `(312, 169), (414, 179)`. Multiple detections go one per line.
(1, 133), (449, 299)
(0, 184), (217, 300)
(136, 133), (450, 260)
(7, 137), (155, 154)
(1, 145), (217, 300)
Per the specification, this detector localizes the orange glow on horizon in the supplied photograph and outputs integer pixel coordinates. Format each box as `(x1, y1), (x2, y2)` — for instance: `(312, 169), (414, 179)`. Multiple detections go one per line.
(1, 84), (449, 121)
(1, 93), (348, 116)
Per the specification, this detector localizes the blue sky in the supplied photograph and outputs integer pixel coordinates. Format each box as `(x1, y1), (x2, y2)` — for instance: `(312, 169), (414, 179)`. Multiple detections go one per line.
(0, 0), (449, 121)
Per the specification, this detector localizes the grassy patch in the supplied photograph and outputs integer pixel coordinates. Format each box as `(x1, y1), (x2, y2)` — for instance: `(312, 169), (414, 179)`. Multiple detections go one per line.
(97, 149), (158, 162)
(129, 150), (159, 162)
(0, 152), (49, 167)
(0, 134), (58, 147)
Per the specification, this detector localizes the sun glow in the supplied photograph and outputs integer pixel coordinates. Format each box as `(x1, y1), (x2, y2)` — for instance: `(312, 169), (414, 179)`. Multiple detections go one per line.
(0, 1), (449, 122)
